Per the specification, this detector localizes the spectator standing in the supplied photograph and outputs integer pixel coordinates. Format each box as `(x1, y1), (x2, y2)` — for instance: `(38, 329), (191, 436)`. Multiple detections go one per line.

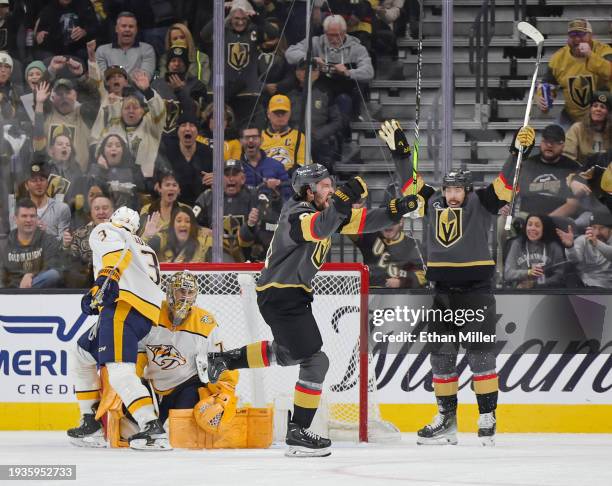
(193, 159), (257, 262)
(139, 170), (190, 234)
(91, 69), (165, 178)
(158, 112), (212, 206)
(0, 52), (25, 122)
(285, 14), (374, 124)
(260, 94), (306, 171)
(536, 19), (612, 128)
(95, 11), (156, 79)
(35, 0), (99, 61)
(158, 23), (210, 85)
(0, 198), (63, 288)
(0, 0), (24, 59)
(504, 214), (566, 289)
(20, 60), (48, 123)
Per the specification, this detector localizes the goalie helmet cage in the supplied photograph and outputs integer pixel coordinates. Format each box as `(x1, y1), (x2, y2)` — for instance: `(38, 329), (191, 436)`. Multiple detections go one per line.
(159, 262), (396, 443)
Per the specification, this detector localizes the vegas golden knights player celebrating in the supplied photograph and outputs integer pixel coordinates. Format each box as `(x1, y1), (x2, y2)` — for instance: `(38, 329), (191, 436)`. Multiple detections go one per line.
(207, 164), (417, 456)
(379, 120), (535, 446)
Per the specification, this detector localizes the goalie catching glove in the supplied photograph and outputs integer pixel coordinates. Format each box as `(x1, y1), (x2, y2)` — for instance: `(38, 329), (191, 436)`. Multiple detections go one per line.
(387, 195), (419, 221)
(80, 267), (121, 315)
(193, 381), (238, 434)
(332, 176), (368, 215)
(379, 119), (411, 159)
(510, 125), (536, 157)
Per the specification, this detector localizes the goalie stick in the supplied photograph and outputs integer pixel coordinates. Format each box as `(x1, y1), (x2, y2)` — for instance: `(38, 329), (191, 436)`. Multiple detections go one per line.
(504, 22), (545, 231)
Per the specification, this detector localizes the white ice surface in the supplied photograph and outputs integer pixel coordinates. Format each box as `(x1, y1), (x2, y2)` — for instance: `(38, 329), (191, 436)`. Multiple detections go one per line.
(1, 432), (610, 486)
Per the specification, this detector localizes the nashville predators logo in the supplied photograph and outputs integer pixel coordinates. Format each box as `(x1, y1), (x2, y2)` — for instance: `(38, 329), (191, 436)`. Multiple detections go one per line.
(435, 207), (463, 247)
(228, 42), (250, 70)
(265, 146), (293, 169)
(147, 344), (187, 370)
(568, 76), (594, 109)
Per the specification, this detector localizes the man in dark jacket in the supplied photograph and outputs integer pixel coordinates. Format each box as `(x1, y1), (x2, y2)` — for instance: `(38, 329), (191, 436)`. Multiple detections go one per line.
(0, 198), (62, 288)
(35, 0), (99, 61)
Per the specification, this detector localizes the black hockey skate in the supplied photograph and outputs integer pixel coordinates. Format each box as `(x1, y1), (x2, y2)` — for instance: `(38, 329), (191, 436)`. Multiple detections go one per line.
(478, 412), (496, 446)
(128, 419), (172, 451)
(208, 349), (241, 383)
(285, 421), (332, 457)
(417, 412), (458, 445)
(67, 405), (106, 448)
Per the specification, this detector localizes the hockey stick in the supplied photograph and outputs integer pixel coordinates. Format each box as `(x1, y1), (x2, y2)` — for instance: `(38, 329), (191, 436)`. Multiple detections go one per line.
(504, 21), (545, 231)
(411, 0), (424, 197)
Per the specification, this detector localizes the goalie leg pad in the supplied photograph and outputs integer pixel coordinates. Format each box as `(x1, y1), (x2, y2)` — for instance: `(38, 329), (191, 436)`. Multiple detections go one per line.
(106, 362), (156, 427)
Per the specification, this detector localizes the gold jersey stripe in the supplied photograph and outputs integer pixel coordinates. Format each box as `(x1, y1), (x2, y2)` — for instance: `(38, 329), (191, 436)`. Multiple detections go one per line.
(427, 260), (495, 267)
(255, 282), (313, 293)
(101, 249), (133, 277)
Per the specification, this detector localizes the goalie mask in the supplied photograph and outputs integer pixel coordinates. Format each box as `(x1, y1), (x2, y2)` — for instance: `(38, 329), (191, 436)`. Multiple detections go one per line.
(166, 271), (198, 326)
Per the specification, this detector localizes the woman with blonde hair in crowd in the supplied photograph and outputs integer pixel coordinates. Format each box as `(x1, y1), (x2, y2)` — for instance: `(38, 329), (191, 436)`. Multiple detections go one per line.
(158, 23), (211, 86)
(142, 206), (211, 263)
(564, 91), (612, 165)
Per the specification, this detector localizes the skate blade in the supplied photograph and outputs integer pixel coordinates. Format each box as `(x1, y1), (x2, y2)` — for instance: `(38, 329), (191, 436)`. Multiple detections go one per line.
(417, 435), (458, 446)
(129, 438), (173, 451)
(69, 436), (107, 448)
(479, 435), (495, 447)
(285, 446), (331, 457)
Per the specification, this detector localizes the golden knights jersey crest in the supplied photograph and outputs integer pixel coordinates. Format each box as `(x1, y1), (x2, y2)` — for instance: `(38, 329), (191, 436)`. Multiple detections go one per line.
(228, 42), (250, 70)
(435, 207), (463, 248)
(567, 75), (594, 109)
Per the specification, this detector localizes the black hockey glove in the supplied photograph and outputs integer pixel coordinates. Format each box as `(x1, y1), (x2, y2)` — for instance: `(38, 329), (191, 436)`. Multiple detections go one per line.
(387, 195), (419, 222)
(379, 119), (412, 159)
(332, 176), (368, 214)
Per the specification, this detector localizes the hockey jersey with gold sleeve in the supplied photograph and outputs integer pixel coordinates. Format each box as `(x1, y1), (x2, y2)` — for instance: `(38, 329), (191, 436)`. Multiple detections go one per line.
(261, 127), (305, 171)
(256, 197), (399, 293)
(544, 40), (612, 122)
(138, 302), (228, 394)
(89, 222), (164, 322)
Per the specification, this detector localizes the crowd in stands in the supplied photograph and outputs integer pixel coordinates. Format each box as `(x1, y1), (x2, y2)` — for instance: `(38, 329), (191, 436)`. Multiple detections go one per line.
(0, 3), (609, 292)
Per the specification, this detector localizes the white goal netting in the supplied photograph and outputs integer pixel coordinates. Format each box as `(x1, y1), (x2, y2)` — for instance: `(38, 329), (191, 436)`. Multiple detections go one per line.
(160, 263), (399, 442)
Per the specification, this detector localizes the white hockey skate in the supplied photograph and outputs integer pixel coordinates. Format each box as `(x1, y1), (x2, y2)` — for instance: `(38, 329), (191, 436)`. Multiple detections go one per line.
(417, 412), (458, 445)
(128, 419), (172, 451)
(478, 412), (496, 447)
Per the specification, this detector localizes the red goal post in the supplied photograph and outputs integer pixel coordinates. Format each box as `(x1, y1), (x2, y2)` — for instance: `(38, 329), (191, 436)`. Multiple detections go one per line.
(159, 262), (378, 442)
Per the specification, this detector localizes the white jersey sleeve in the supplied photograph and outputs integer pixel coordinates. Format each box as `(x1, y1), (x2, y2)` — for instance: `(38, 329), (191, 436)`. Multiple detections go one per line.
(89, 222), (164, 322)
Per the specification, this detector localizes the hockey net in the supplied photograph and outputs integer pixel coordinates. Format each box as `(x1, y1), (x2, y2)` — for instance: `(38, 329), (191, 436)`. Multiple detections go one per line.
(160, 262), (399, 443)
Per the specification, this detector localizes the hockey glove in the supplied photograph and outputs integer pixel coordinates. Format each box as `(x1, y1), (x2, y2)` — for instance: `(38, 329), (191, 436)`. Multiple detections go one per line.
(332, 176), (368, 214)
(194, 383), (238, 435)
(83, 268), (121, 313)
(509, 125), (536, 157)
(379, 119), (411, 159)
(387, 195), (419, 222)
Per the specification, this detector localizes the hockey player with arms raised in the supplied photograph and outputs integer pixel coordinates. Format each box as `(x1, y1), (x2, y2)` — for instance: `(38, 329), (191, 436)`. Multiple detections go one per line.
(207, 164), (417, 456)
(379, 120), (536, 446)
(68, 206), (170, 450)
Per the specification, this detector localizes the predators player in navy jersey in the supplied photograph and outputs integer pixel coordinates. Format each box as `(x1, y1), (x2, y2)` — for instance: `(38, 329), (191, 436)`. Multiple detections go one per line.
(68, 206), (169, 450)
(379, 120), (536, 447)
(207, 164), (417, 456)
